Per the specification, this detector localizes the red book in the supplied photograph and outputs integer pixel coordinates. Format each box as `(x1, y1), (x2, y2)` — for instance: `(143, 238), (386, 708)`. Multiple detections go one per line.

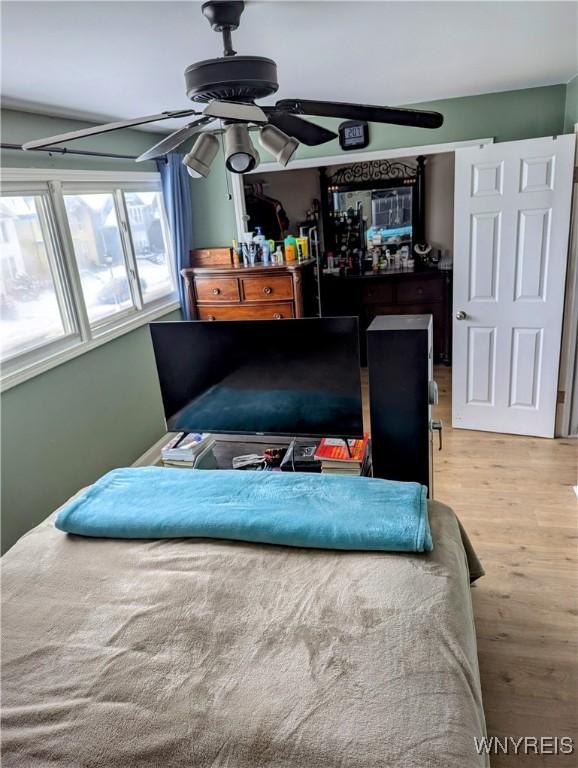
(314, 434), (369, 463)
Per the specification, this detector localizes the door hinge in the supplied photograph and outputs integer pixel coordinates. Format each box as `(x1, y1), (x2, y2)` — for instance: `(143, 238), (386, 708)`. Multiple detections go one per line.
(557, 390), (566, 405)
(431, 419), (443, 450)
(573, 166), (578, 183)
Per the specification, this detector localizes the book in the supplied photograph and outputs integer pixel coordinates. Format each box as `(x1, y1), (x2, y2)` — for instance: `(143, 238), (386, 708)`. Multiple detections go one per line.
(315, 434), (369, 464)
(161, 433), (214, 462)
(322, 466), (362, 475)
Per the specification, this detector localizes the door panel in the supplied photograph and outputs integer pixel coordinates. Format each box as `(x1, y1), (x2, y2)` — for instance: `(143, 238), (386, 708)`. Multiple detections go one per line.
(509, 328), (542, 409)
(514, 209), (550, 301)
(466, 326), (496, 405)
(469, 212), (500, 301)
(453, 135), (575, 437)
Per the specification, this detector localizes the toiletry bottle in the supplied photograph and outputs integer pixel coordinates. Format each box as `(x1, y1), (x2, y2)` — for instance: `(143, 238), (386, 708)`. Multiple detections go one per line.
(253, 227), (266, 263)
(261, 240), (271, 265)
(297, 228), (310, 259)
(296, 239), (303, 262)
(273, 246), (284, 264)
(284, 235), (297, 262)
(232, 239), (241, 267)
(400, 245), (408, 270)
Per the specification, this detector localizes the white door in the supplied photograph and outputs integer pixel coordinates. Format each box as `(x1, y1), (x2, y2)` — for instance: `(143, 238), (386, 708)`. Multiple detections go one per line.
(453, 135), (575, 437)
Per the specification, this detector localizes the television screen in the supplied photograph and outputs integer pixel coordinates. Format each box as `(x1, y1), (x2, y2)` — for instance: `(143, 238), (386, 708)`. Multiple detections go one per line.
(150, 318), (363, 438)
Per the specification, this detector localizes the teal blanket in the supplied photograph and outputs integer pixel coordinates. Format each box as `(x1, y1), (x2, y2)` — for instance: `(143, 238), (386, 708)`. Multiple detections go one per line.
(55, 467), (432, 552)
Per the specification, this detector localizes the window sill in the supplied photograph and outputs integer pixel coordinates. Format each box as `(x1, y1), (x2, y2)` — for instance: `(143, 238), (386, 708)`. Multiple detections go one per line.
(0, 298), (181, 393)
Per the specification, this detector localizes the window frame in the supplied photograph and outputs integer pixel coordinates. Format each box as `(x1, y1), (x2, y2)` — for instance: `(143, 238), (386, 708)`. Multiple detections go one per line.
(1, 169), (180, 392)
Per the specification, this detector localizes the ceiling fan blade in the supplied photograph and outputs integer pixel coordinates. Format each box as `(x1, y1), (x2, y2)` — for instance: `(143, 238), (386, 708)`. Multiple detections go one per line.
(275, 99), (444, 130)
(265, 111), (337, 146)
(203, 100), (267, 124)
(21, 109), (200, 151)
(136, 117), (216, 162)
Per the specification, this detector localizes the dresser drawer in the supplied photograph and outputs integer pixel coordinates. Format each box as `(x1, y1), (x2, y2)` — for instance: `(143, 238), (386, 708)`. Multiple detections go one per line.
(198, 302), (295, 321)
(241, 275), (294, 302)
(396, 278), (443, 304)
(195, 277), (240, 303)
(362, 282), (394, 304)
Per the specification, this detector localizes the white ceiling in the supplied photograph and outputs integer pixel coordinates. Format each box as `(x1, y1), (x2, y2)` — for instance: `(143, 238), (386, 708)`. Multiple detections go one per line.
(2, 1), (577, 132)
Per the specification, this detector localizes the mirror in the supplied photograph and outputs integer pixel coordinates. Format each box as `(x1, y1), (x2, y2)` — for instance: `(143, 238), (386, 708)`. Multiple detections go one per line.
(320, 157), (426, 261)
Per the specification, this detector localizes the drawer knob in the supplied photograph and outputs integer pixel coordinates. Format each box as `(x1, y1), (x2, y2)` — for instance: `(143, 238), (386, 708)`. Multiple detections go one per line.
(212, 287), (221, 295)
(417, 287), (423, 295)
(273, 312), (282, 319)
(207, 315), (216, 321)
(263, 286), (272, 295)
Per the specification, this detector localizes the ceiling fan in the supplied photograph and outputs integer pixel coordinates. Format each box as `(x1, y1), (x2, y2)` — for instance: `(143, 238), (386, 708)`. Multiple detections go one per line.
(22, 1), (444, 176)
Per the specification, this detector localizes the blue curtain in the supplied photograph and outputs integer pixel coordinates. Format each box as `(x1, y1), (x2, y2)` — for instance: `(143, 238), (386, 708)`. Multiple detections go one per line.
(157, 154), (193, 318)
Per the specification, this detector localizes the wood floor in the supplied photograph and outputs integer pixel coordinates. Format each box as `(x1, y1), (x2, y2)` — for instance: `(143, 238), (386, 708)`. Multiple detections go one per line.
(428, 367), (577, 767)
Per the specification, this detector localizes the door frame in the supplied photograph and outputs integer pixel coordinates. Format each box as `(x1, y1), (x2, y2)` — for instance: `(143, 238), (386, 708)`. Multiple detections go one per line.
(557, 129), (578, 437)
(230, 137), (494, 240)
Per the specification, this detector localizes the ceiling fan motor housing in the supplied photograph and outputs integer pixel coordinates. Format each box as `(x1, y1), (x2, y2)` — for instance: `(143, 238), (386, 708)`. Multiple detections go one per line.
(184, 56), (279, 104)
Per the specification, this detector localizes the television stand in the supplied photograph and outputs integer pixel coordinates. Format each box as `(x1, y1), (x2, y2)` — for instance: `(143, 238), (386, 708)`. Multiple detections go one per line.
(208, 435), (371, 475)
(211, 435), (293, 470)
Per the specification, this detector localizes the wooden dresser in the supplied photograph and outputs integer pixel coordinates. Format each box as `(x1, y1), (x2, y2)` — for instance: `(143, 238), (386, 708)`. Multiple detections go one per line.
(181, 259), (317, 321)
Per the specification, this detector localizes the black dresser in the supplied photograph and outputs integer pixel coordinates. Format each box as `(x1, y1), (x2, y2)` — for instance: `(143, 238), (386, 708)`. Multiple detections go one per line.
(320, 267), (452, 365)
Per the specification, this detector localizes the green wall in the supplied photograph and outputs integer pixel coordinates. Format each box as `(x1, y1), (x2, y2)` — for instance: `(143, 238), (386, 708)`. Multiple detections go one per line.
(189, 84), (569, 248)
(564, 75), (578, 133)
(1, 315), (179, 552)
(1, 108), (167, 172)
(1, 110), (179, 553)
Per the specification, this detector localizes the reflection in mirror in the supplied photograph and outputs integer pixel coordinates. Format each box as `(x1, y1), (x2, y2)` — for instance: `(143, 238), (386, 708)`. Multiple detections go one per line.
(333, 186), (413, 249)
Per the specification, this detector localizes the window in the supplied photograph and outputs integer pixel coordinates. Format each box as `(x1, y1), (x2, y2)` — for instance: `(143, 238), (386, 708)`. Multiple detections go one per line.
(1, 171), (179, 390)
(64, 193), (135, 325)
(124, 191), (174, 305)
(0, 195), (72, 360)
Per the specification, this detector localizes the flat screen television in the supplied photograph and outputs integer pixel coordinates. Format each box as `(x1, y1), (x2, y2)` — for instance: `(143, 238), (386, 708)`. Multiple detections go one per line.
(150, 318), (363, 438)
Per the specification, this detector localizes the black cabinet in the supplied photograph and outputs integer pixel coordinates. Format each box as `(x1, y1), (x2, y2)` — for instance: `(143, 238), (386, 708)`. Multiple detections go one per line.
(367, 315), (433, 494)
(320, 268), (452, 365)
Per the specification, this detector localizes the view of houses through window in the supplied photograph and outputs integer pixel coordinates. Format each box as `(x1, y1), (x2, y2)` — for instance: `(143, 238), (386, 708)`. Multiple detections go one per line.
(64, 193), (135, 325)
(0, 195), (69, 359)
(124, 191), (173, 303)
(0, 177), (177, 373)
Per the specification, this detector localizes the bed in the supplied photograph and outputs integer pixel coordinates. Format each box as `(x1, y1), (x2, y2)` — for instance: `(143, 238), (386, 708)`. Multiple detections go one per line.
(1, 494), (488, 768)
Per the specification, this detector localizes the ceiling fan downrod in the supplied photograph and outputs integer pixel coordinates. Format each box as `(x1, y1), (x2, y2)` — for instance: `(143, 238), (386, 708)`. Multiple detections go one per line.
(201, 1), (245, 57)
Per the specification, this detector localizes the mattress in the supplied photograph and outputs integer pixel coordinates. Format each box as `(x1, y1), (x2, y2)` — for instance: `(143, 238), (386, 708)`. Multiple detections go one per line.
(1, 499), (488, 768)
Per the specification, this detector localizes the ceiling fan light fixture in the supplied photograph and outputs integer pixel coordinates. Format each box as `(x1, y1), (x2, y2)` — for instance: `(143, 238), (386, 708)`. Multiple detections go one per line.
(258, 124), (299, 166)
(224, 123), (259, 174)
(182, 132), (220, 178)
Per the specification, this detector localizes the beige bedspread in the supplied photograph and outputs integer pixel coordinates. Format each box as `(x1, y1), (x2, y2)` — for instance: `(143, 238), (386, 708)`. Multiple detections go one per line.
(1, 500), (487, 768)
